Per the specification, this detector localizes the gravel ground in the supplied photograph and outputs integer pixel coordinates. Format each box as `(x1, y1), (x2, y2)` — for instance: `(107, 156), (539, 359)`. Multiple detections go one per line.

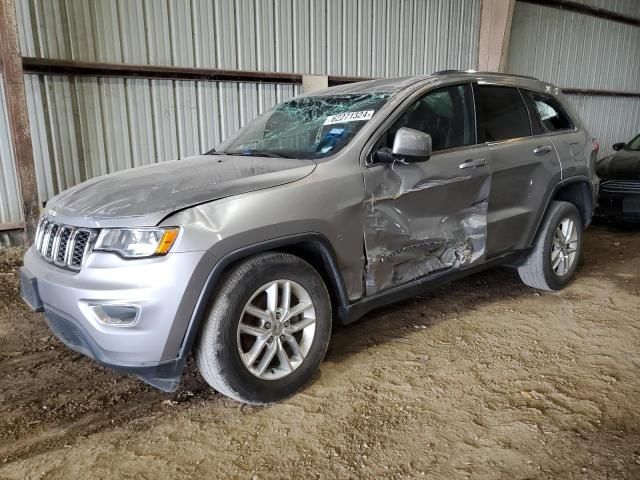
(0, 222), (639, 479)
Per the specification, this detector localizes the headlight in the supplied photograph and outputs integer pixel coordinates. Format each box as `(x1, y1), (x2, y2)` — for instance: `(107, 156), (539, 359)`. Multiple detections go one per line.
(95, 227), (180, 258)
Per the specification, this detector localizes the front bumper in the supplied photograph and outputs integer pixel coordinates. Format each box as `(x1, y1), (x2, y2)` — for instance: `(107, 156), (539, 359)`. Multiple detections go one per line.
(596, 192), (640, 222)
(21, 247), (214, 391)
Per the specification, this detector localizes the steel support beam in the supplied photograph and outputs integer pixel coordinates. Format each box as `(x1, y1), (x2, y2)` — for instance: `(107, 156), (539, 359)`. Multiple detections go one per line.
(562, 88), (640, 98)
(0, 222), (25, 232)
(519, 0), (640, 27)
(22, 57), (365, 88)
(478, 0), (516, 72)
(22, 57), (304, 84)
(0, 0), (39, 245)
(23, 57), (640, 98)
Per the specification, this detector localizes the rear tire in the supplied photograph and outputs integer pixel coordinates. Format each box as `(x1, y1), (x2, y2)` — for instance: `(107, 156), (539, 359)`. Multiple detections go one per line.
(195, 252), (332, 404)
(518, 201), (583, 291)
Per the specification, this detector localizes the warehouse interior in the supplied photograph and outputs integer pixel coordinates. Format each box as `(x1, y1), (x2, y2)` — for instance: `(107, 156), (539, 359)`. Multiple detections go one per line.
(1, 0), (638, 242)
(0, 0), (639, 478)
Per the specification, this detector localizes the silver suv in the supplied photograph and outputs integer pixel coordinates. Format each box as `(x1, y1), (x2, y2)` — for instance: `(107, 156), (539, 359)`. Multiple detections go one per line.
(20, 72), (597, 404)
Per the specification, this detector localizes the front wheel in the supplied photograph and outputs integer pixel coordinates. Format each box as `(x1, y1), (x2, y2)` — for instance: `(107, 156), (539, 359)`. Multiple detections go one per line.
(195, 252), (332, 404)
(518, 201), (583, 291)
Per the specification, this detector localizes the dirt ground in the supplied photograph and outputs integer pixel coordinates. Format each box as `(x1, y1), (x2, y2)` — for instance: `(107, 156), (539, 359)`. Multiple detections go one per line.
(0, 222), (639, 480)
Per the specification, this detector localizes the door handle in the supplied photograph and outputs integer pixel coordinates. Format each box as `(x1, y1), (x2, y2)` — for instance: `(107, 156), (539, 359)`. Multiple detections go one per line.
(459, 158), (486, 169)
(533, 145), (553, 155)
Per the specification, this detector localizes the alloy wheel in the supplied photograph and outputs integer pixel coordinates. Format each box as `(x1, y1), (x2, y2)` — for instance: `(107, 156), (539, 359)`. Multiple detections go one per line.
(237, 280), (316, 380)
(551, 218), (578, 276)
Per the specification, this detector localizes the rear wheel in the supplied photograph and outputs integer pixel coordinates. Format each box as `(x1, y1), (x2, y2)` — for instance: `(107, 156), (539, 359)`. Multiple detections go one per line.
(518, 201), (583, 291)
(195, 252), (332, 404)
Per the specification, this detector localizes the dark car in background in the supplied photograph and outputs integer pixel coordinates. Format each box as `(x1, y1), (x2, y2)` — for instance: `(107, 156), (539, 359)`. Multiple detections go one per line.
(596, 133), (640, 222)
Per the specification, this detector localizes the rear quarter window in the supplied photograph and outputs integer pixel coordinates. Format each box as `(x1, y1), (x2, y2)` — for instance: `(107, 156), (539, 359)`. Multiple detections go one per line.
(524, 91), (574, 132)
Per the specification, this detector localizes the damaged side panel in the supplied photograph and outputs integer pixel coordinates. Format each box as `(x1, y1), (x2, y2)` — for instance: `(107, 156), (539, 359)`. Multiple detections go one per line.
(362, 151), (492, 296)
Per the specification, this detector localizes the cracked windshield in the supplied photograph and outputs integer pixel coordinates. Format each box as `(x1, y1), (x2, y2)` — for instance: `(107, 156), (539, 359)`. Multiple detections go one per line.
(217, 93), (391, 159)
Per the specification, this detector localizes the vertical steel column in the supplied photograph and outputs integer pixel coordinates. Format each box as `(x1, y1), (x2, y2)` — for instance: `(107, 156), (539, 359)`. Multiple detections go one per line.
(302, 75), (329, 93)
(0, 0), (39, 244)
(478, 0), (516, 72)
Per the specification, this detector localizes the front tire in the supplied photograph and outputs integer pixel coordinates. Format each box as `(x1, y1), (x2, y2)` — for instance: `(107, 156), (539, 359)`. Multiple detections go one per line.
(195, 252), (332, 404)
(518, 201), (583, 291)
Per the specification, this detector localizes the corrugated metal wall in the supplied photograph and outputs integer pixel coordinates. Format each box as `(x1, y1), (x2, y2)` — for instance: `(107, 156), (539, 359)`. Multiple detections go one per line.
(568, 94), (640, 152)
(3, 0), (638, 234)
(508, 2), (639, 91)
(0, 0), (481, 216)
(16, 0), (480, 75)
(507, 1), (640, 156)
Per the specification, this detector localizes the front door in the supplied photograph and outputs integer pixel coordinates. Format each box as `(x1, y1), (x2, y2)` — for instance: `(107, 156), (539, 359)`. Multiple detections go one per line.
(362, 84), (492, 296)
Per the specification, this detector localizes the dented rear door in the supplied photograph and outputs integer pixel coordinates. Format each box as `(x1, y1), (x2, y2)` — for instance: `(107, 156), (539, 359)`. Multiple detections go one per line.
(472, 83), (558, 258)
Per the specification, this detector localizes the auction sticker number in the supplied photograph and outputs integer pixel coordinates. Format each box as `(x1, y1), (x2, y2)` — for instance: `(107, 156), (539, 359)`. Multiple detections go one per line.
(324, 110), (374, 125)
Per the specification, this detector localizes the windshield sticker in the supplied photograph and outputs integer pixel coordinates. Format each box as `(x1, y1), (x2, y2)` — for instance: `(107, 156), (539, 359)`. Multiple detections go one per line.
(324, 110), (375, 125)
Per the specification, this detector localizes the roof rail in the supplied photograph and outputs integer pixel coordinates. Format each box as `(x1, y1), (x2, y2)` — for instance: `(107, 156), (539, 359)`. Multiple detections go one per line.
(432, 69), (539, 81)
(432, 69), (475, 75)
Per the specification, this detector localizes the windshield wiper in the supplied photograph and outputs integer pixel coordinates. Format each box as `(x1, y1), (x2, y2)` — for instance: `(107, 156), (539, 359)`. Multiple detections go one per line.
(204, 148), (225, 155)
(229, 150), (290, 159)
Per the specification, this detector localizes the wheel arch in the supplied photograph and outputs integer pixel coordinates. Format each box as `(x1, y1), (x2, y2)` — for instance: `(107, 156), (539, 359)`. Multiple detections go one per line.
(552, 179), (593, 228)
(274, 240), (351, 321)
(177, 233), (351, 361)
(528, 177), (594, 249)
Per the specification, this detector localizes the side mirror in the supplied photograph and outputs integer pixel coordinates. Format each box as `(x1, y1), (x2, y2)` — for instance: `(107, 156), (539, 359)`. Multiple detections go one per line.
(612, 142), (625, 151)
(392, 127), (432, 161)
(373, 127), (432, 164)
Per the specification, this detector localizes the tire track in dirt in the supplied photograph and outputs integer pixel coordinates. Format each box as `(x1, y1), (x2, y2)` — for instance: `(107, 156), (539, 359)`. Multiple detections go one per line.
(0, 370), (210, 464)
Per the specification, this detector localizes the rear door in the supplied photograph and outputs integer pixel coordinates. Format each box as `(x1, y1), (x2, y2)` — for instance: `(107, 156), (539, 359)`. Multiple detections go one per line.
(522, 89), (586, 179)
(473, 83), (561, 258)
(362, 83), (492, 296)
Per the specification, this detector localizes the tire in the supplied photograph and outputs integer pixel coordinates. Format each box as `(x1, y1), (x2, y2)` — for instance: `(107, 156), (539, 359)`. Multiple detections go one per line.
(195, 252), (332, 404)
(518, 201), (583, 291)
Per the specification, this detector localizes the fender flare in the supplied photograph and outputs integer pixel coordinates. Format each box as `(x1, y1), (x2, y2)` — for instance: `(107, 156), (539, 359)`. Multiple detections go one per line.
(527, 175), (594, 247)
(176, 232), (351, 360)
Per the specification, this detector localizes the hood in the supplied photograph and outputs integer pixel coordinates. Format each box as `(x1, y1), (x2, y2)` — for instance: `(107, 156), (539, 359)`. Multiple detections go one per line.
(45, 155), (316, 228)
(596, 150), (640, 180)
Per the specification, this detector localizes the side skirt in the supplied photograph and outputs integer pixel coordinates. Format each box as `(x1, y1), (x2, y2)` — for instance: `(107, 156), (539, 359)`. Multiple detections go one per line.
(339, 250), (526, 326)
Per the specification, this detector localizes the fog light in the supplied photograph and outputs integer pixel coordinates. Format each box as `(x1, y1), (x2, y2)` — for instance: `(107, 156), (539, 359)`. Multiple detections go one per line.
(89, 304), (139, 326)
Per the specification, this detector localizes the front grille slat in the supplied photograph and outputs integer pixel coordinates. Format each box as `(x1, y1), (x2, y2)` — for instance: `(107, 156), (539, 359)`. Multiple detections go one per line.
(600, 179), (640, 194)
(38, 222), (51, 256)
(71, 231), (91, 269)
(64, 228), (79, 265)
(35, 218), (47, 252)
(44, 224), (59, 259)
(50, 226), (63, 260)
(55, 227), (73, 265)
(34, 217), (95, 271)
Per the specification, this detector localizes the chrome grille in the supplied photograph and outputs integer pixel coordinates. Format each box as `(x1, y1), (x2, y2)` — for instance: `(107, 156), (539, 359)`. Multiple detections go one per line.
(600, 179), (640, 194)
(35, 218), (96, 271)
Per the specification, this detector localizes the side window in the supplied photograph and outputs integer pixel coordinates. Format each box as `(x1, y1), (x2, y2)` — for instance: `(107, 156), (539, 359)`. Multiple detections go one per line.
(525, 91), (574, 132)
(473, 85), (531, 142)
(380, 84), (475, 153)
